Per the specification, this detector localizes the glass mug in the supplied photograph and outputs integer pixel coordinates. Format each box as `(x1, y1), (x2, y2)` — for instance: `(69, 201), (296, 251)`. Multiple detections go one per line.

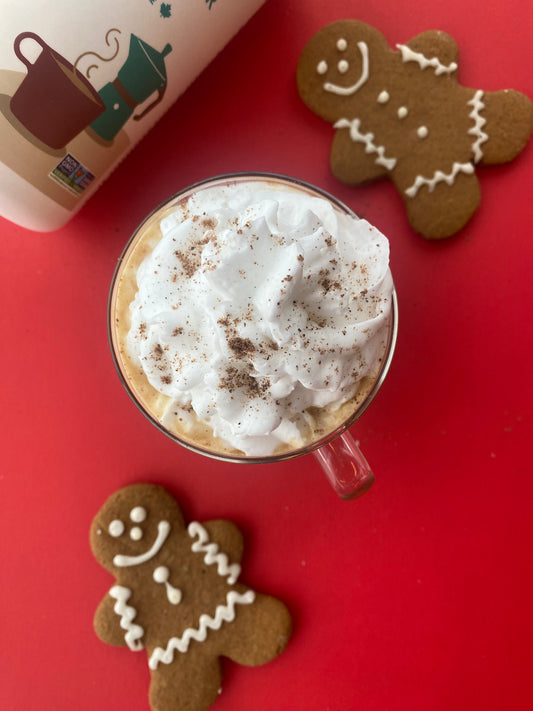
(108, 173), (398, 500)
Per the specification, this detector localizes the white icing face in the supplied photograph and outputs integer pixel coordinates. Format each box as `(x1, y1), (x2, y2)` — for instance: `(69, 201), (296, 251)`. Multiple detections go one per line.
(316, 39), (370, 97)
(104, 504), (171, 568)
(113, 520), (171, 568)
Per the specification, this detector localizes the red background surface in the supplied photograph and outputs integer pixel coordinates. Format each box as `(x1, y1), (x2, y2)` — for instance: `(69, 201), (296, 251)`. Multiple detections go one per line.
(2, 1), (532, 709)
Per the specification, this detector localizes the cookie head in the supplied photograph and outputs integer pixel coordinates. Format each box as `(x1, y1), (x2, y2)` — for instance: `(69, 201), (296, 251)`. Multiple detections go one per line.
(297, 20), (389, 123)
(90, 483), (185, 573)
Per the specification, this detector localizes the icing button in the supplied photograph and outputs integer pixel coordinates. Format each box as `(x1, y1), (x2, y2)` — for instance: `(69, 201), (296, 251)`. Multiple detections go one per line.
(153, 566), (182, 605)
(153, 566), (170, 584)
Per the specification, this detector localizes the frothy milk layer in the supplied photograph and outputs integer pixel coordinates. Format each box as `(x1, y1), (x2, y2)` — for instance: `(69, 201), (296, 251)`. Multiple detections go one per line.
(117, 180), (393, 457)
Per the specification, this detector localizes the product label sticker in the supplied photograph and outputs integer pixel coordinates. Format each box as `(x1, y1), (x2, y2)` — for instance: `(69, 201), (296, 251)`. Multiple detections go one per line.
(49, 154), (95, 196)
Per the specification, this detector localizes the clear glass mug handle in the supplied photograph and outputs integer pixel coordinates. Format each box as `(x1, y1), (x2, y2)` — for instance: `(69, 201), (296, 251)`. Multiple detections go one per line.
(312, 431), (375, 500)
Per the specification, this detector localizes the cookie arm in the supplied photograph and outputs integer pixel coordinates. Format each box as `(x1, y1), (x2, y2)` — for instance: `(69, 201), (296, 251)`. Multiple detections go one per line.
(330, 127), (390, 185)
(93, 593), (130, 647)
(200, 520), (245, 565)
(478, 89), (533, 164)
(403, 30), (460, 71)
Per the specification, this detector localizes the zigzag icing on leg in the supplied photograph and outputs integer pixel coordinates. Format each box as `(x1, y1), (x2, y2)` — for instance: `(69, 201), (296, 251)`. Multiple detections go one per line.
(148, 589), (256, 669)
(405, 162), (475, 198)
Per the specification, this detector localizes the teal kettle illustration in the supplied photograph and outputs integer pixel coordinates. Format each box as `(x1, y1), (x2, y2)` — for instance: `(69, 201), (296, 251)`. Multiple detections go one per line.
(90, 34), (172, 141)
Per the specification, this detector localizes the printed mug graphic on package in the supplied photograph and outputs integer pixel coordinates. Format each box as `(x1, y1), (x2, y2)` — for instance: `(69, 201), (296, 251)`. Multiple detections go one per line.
(0, 0), (267, 230)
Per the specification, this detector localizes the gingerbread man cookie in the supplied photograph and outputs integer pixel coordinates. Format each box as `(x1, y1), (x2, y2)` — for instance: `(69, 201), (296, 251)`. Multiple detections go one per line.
(297, 20), (533, 238)
(90, 484), (291, 711)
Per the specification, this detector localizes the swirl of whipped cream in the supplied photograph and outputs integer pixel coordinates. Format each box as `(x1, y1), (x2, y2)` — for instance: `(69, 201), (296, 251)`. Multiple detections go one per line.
(127, 182), (392, 456)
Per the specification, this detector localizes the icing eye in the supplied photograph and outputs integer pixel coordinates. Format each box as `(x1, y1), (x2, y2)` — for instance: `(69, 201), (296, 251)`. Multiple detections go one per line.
(130, 526), (143, 541)
(337, 38), (348, 51)
(377, 90), (390, 104)
(337, 60), (349, 74)
(130, 506), (147, 523)
(316, 60), (328, 75)
(417, 126), (429, 139)
(108, 519), (125, 537)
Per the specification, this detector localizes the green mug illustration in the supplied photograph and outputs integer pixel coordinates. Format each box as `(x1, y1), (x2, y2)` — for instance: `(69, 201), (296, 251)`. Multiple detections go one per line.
(90, 35), (172, 142)
(9, 31), (172, 149)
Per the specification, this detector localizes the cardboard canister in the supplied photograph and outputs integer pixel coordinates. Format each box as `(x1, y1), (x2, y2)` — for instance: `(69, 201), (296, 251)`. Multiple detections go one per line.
(0, 0), (267, 231)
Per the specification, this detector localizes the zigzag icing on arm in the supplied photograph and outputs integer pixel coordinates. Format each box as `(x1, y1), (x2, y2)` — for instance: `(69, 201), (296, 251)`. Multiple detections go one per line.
(334, 117), (397, 170)
(396, 44), (458, 76)
(467, 90), (488, 163)
(109, 585), (144, 651)
(188, 522), (241, 584)
(148, 589), (256, 669)
(404, 162), (475, 198)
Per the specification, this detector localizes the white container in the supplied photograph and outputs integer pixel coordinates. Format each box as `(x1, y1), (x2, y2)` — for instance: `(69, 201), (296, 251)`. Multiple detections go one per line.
(0, 0), (266, 231)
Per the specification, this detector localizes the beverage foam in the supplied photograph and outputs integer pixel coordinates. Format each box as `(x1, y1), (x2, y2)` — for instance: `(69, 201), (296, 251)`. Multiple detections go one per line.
(124, 181), (393, 456)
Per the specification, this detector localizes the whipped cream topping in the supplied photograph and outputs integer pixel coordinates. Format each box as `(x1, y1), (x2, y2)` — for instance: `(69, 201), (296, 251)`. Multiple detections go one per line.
(127, 181), (393, 456)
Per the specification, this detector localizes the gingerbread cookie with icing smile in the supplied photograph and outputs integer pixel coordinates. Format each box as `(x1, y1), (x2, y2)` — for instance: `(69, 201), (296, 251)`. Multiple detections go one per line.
(90, 483), (291, 711)
(297, 20), (533, 238)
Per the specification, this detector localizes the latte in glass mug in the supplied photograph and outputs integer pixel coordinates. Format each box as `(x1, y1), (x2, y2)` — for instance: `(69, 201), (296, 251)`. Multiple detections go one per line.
(109, 173), (396, 464)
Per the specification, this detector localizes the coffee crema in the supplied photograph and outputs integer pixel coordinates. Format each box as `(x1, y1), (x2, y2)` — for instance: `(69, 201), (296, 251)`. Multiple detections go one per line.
(109, 176), (394, 459)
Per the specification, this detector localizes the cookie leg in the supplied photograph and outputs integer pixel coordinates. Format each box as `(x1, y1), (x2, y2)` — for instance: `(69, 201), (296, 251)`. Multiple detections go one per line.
(401, 171), (481, 239)
(148, 652), (222, 711)
(219, 593), (292, 667)
(480, 89), (532, 164)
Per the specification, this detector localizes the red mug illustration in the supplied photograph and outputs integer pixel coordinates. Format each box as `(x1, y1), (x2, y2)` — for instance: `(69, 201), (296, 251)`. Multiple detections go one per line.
(10, 32), (106, 149)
